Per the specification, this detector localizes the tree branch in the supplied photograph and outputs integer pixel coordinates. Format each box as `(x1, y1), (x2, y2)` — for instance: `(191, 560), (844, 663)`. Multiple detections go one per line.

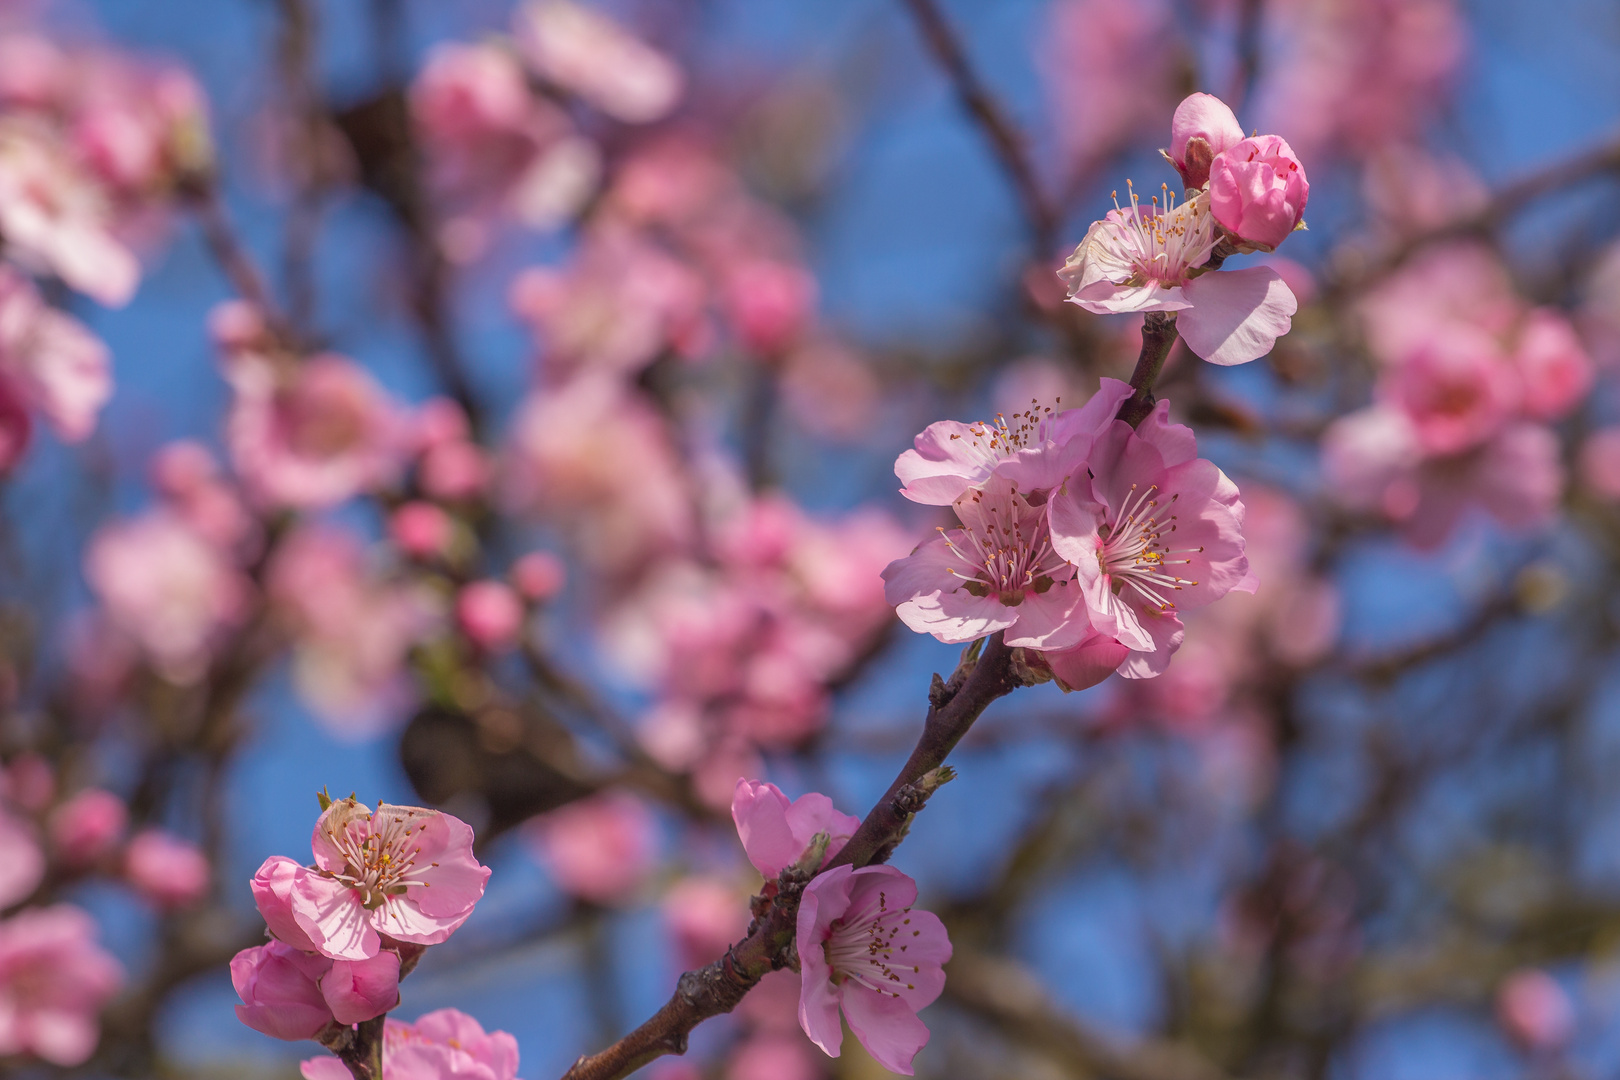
(897, 0), (1057, 253)
(1116, 312), (1180, 428)
(557, 634), (1022, 1080)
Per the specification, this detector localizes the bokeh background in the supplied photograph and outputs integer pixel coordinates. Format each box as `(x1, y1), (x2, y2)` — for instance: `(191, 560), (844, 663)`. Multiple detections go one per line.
(5, 0), (1620, 1078)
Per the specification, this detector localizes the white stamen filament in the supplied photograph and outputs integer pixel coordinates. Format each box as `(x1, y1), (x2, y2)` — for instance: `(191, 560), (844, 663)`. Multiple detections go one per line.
(323, 808), (438, 913)
(1098, 483), (1203, 610)
(941, 484), (1074, 604)
(823, 890), (922, 998)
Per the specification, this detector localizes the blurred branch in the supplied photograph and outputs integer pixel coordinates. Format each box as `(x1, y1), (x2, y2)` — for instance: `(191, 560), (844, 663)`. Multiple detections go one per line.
(947, 949), (1241, 1080)
(896, 0), (1058, 254)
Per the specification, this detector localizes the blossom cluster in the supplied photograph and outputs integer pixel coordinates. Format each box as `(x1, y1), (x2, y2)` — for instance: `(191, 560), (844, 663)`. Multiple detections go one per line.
(885, 380), (1253, 689)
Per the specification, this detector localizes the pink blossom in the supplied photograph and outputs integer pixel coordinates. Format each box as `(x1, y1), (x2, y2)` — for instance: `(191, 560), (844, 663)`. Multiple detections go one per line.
(3, 753), (54, 812)
(412, 43), (534, 146)
(0, 121), (138, 306)
(1376, 328), (1519, 455)
(723, 259), (816, 356)
(68, 56), (210, 194)
(320, 950), (401, 1026)
(227, 353), (406, 510)
(1359, 243), (1520, 363)
(84, 510), (252, 684)
(0, 36), (65, 108)
(299, 1007), (522, 1080)
(511, 551), (566, 601)
(731, 779), (859, 879)
(1048, 405), (1252, 679)
(0, 379), (29, 473)
(48, 787), (126, 867)
(1497, 969), (1575, 1051)
(1167, 92), (1244, 191)
(231, 940), (335, 1041)
(0, 809), (43, 908)
(390, 502), (454, 559)
(123, 828), (210, 909)
(663, 876), (748, 969)
(1322, 408), (1563, 548)
(728, 1033), (820, 1080)
(456, 581), (525, 652)
(0, 265), (111, 443)
(251, 854), (322, 952)
(796, 864), (950, 1075)
(1581, 427), (1620, 500)
(513, 0), (683, 123)
(894, 380), (1132, 505)
(780, 342), (880, 441)
(1060, 188), (1298, 366)
(258, 799), (490, 961)
(882, 470), (1090, 650)
(1207, 135), (1310, 252)
(1512, 308), (1593, 421)
(0, 904), (123, 1065)
(419, 439), (490, 500)
(527, 790), (655, 904)
(1042, 630), (1133, 693)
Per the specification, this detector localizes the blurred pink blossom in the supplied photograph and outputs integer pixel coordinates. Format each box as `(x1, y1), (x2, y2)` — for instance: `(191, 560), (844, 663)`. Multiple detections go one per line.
(1512, 308), (1593, 421)
(84, 509), (252, 684)
(0, 809), (42, 908)
(728, 1033), (820, 1080)
(418, 438), (490, 501)
(301, 1008), (521, 1080)
(1581, 427), (1620, 500)
(0, 265), (111, 445)
(722, 258), (816, 356)
(0, 904), (123, 1065)
(1497, 968), (1575, 1051)
(390, 501), (454, 559)
(1376, 328), (1519, 456)
(512, 551), (566, 601)
(513, 0), (683, 124)
(227, 353), (406, 511)
(124, 827), (210, 909)
(456, 580), (525, 652)
(796, 864), (950, 1075)
(47, 787), (126, 867)
(663, 875), (748, 969)
(1039, 0), (1175, 176)
(527, 790), (656, 904)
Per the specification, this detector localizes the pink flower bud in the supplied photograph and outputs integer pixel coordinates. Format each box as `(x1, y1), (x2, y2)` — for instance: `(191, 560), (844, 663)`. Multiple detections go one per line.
(49, 788), (127, 866)
(511, 551), (566, 602)
(389, 501), (453, 559)
(1497, 969), (1575, 1050)
(231, 940), (334, 1041)
(251, 855), (321, 952)
(420, 440), (489, 500)
(1168, 92), (1245, 190)
(1208, 135), (1310, 252)
(456, 580), (525, 652)
(124, 828), (210, 909)
(320, 951), (400, 1025)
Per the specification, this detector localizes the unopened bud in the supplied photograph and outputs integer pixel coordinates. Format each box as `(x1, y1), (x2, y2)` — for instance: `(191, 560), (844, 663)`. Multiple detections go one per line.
(791, 831), (831, 879)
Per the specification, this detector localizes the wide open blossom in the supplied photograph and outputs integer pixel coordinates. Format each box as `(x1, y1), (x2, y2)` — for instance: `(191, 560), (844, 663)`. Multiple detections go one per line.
(796, 864), (950, 1075)
(1059, 186), (1297, 366)
(894, 379), (1133, 505)
(732, 778), (859, 879)
(300, 1008), (522, 1080)
(250, 799), (490, 961)
(1047, 404), (1253, 681)
(882, 470), (1089, 650)
(0, 904), (123, 1066)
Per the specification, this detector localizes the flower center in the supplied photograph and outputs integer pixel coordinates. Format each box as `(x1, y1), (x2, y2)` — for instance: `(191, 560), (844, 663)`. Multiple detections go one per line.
(1108, 181), (1217, 288)
(823, 889), (923, 997)
(940, 485), (1074, 605)
(1097, 483), (1201, 610)
(323, 810), (436, 910)
(947, 400), (1063, 469)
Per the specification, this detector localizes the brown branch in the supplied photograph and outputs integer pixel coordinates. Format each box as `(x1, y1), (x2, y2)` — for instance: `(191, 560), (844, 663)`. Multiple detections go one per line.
(557, 634), (1023, 1080)
(897, 0), (1058, 254)
(1116, 311), (1181, 428)
(184, 181), (288, 337)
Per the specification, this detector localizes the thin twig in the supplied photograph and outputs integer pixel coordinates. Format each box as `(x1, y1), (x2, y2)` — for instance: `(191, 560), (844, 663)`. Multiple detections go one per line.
(1116, 311), (1181, 428)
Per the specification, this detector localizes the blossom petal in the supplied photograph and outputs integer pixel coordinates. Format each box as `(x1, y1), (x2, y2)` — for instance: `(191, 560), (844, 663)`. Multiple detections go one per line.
(840, 983), (932, 1075)
(1179, 268), (1297, 366)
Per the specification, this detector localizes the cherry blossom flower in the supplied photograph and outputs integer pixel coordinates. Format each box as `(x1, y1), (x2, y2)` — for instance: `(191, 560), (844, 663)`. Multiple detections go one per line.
(731, 778), (859, 879)
(0, 809), (43, 907)
(232, 940), (400, 1039)
(227, 353), (407, 511)
(1207, 135), (1310, 252)
(48, 787), (126, 867)
(124, 828), (210, 909)
(1376, 327), (1519, 455)
(0, 267), (111, 445)
(796, 864), (950, 1075)
(513, 0), (683, 124)
(893, 380), (1132, 505)
(83, 509), (253, 684)
(1060, 187), (1298, 366)
(390, 502), (454, 559)
(0, 904), (123, 1065)
(882, 470), (1090, 650)
(1512, 308), (1593, 421)
(526, 790), (656, 904)
(1167, 92), (1244, 190)
(252, 799), (490, 961)
(1047, 404), (1253, 679)
(300, 1008), (522, 1080)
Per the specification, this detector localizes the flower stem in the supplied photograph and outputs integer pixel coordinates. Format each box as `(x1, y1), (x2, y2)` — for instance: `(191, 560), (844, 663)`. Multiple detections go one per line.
(1116, 311), (1180, 429)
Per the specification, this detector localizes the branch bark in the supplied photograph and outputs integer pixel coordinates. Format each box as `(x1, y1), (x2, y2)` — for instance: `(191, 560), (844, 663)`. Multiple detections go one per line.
(1116, 311), (1181, 428)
